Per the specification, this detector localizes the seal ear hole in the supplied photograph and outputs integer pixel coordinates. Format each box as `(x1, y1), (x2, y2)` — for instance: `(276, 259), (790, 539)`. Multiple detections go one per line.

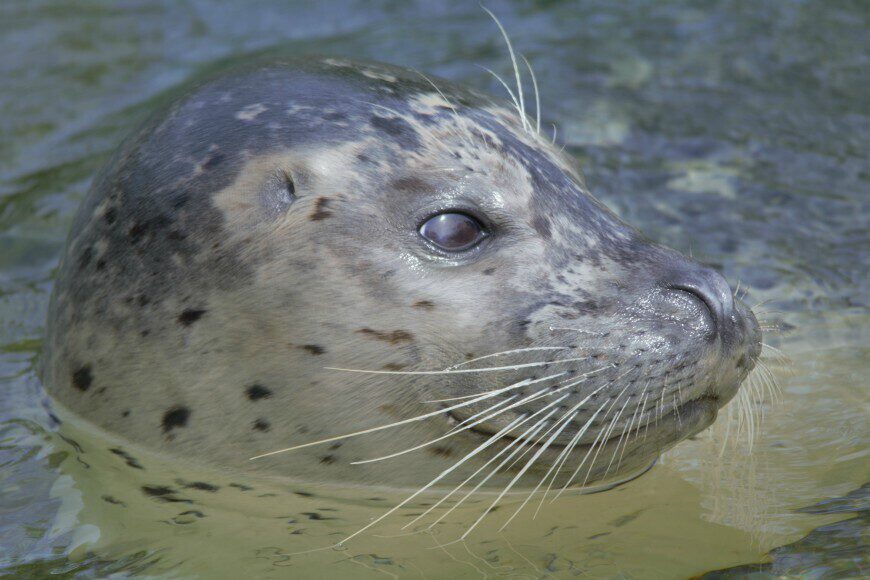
(260, 169), (298, 218)
(281, 170), (296, 198)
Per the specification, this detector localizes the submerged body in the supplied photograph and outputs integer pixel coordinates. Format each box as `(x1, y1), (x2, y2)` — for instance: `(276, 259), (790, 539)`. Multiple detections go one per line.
(43, 56), (760, 491)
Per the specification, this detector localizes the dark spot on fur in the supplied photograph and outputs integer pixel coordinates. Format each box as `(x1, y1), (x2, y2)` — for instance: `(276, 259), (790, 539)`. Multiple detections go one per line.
(532, 214), (552, 239)
(357, 328), (414, 345)
(302, 512), (335, 521)
(140, 329), (150, 337)
(78, 247), (93, 270)
(109, 447), (144, 470)
(229, 483), (253, 491)
(294, 490), (314, 497)
(391, 176), (428, 192)
(141, 485), (193, 504)
(482, 267), (496, 275)
(122, 410), (130, 417)
(142, 485), (176, 497)
(177, 308), (206, 326)
(202, 152), (225, 170)
(309, 197), (333, 220)
(301, 344), (325, 355)
(253, 418), (270, 432)
(72, 365), (93, 391)
(103, 207), (117, 224)
(370, 114), (411, 138)
(381, 363), (405, 371)
(412, 299), (435, 310)
(137, 295), (150, 307)
(246, 384), (272, 401)
(430, 446), (452, 458)
(95, 258), (106, 271)
(161, 406), (190, 433)
(172, 194), (189, 209)
(171, 509), (206, 524)
(323, 111), (346, 121)
(102, 495), (126, 506)
(128, 215), (171, 244)
(178, 480), (220, 492)
(329, 442), (342, 450)
(319, 454), (336, 464)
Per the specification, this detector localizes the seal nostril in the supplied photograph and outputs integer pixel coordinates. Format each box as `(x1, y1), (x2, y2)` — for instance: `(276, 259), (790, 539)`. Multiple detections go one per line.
(666, 268), (735, 338)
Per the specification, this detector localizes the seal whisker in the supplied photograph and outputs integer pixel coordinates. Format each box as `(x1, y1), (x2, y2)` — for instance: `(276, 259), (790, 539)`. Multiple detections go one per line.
(336, 413), (530, 546)
(501, 407), (567, 473)
(324, 357), (603, 375)
(445, 346), (567, 371)
(521, 55), (541, 135)
(587, 409), (624, 485)
(442, 395), (519, 433)
(409, 404), (561, 531)
(349, 399), (521, 466)
(616, 379), (652, 469)
(640, 388), (652, 441)
(601, 392), (636, 479)
(424, 371), (566, 403)
(760, 342), (791, 366)
(556, 379), (636, 496)
(430, 416), (552, 532)
(405, 422), (543, 530)
(553, 403), (612, 500)
(463, 408), (575, 539)
(351, 390), (563, 465)
(481, 5), (528, 133)
(756, 360), (783, 402)
(248, 374), (564, 460)
(444, 385), (569, 438)
(478, 65), (523, 122)
(510, 381), (628, 498)
(498, 409), (585, 531)
(548, 326), (604, 336)
(672, 394), (682, 428)
(533, 403), (606, 517)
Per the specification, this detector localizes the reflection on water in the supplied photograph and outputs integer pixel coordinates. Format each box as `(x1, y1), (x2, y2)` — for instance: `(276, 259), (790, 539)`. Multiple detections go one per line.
(0, 0), (866, 576)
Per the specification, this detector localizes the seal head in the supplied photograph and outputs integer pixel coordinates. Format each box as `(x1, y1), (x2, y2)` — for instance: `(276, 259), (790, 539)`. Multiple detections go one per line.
(43, 57), (761, 488)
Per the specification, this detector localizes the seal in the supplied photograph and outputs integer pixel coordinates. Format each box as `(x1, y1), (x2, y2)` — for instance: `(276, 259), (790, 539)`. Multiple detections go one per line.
(42, 54), (761, 496)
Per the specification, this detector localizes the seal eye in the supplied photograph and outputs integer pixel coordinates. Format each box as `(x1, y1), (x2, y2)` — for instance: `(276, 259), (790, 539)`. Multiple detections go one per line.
(419, 212), (486, 252)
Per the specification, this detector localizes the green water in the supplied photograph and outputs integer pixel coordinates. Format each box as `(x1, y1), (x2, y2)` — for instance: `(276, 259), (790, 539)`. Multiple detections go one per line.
(1, 1), (867, 577)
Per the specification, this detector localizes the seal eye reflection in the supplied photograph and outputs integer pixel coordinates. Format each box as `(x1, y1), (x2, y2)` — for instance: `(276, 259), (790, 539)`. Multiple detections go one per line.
(419, 212), (486, 252)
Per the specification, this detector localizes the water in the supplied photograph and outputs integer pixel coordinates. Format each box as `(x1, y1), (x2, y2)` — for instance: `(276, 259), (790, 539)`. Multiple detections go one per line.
(1, 0), (867, 577)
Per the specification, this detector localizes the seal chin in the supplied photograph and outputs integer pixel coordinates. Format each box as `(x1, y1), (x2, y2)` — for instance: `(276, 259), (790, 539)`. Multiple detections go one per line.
(452, 393), (721, 487)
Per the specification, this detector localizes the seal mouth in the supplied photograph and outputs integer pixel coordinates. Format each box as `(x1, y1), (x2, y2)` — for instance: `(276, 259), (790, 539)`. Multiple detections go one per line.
(447, 394), (721, 453)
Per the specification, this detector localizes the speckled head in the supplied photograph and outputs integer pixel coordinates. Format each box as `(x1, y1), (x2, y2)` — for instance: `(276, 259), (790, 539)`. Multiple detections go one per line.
(43, 56), (761, 489)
